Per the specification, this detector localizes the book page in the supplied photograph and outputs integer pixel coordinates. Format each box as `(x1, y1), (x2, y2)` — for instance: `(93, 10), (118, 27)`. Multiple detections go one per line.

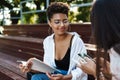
(18, 58), (61, 74)
(31, 58), (61, 73)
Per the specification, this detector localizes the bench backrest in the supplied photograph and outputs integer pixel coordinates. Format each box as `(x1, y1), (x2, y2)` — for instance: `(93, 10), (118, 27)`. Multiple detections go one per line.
(2, 23), (92, 43)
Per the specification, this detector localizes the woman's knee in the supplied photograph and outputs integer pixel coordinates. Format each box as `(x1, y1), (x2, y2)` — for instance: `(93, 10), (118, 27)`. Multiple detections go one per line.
(31, 73), (49, 80)
(31, 74), (41, 80)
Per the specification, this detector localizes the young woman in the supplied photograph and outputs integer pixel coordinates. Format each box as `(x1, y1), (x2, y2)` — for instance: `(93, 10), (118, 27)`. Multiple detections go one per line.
(20, 2), (87, 80)
(78, 0), (120, 80)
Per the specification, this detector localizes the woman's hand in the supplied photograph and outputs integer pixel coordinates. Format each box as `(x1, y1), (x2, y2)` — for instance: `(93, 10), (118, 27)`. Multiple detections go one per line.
(46, 72), (64, 80)
(99, 57), (111, 80)
(78, 57), (111, 79)
(77, 57), (96, 77)
(46, 72), (72, 80)
(19, 58), (34, 73)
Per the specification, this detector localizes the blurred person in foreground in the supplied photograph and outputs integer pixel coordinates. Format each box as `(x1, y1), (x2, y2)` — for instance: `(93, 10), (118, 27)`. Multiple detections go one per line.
(78, 0), (120, 80)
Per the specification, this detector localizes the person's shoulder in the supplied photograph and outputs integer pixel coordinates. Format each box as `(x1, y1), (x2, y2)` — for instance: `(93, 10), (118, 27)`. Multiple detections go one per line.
(69, 32), (81, 37)
(113, 43), (120, 54)
(70, 32), (85, 43)
(69, 32), (82, 40)
(43, 34), (54, 42)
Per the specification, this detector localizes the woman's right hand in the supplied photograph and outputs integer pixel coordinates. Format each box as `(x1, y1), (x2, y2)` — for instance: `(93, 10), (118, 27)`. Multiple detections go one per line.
(19, 58), (33, 73)
(77, 57), (96, 77)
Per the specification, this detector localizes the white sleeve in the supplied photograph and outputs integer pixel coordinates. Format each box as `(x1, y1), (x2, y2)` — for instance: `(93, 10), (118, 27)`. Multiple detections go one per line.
(70, 36), (88, 80)
(43, 38), (51, 65)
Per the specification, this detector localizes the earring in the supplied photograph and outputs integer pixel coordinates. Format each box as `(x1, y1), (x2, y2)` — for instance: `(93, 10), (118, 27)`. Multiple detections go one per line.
(48, 27), (53, 35)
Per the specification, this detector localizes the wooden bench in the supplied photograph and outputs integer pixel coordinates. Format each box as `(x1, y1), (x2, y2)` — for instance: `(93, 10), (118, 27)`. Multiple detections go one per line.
(2, 23), (92, 43)
(0, 35), (44, 60)
(0, 35), (44, 80)
(0, 52), (26, 80)
(2, 24), (49, 39)
(0, 23), (95, 79)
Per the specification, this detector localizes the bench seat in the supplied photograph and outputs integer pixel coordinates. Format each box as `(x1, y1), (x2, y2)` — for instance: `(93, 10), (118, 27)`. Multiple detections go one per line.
(0, 35), (44, 60)
(0, 52), (26, 80)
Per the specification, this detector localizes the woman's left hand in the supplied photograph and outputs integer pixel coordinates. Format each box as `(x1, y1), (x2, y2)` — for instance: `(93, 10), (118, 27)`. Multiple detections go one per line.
(46, 72), (64, 80)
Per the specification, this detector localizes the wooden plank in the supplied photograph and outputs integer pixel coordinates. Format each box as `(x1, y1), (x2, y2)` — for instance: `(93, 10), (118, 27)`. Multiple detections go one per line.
(0, 36), (44, 60)
(2, 23), (92, 43)
(0, 52), (26, 80)
(0, 71), (13, 80)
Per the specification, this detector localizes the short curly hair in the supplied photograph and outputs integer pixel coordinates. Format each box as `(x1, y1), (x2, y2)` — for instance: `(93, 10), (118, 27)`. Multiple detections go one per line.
(46, 2), (70, 21)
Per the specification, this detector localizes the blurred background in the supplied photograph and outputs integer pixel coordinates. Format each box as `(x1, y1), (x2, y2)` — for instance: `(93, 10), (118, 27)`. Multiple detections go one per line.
(0, 0), (94, 25)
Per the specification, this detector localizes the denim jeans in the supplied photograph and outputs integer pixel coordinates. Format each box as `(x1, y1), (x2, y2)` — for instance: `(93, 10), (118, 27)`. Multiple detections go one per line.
(31, 70), (68, 80)
(31, 73), (50, 80)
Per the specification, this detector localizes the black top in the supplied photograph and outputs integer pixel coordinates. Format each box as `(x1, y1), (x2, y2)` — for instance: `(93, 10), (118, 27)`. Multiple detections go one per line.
(55, 35), (74, 71)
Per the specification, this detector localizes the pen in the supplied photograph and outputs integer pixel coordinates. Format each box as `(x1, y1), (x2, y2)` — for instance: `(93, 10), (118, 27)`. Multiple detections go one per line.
(78, 53), (96, 63)
(83, 54), (96, 63)
(78, 53), (84, 58)
(77, 53), (87, 63)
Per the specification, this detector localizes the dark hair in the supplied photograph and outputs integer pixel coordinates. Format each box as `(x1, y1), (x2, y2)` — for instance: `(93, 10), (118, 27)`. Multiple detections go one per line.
(90, 0), (120, 79)
(46, 2), (70, 21)
(91, 0), (120, 51)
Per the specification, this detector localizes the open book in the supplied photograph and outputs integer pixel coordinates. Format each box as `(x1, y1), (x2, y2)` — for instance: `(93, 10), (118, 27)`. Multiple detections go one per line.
(17, 58), (61, 74)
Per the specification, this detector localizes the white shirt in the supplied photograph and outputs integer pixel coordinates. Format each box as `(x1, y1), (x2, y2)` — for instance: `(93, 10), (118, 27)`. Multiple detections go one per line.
(43, 32), (88, 80)
(109, 48), (120, 80)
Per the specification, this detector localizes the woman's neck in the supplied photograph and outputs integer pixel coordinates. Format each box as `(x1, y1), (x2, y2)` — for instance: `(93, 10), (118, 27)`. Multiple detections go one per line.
(54, 33), (68, 41)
